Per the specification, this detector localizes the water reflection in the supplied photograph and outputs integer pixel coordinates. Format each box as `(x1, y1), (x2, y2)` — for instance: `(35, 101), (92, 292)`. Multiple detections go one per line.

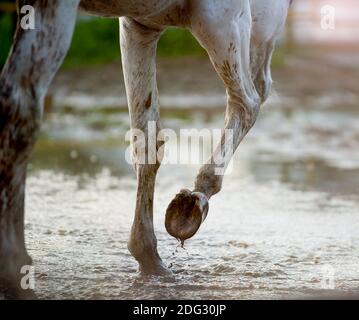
(26, 96), (359, 299)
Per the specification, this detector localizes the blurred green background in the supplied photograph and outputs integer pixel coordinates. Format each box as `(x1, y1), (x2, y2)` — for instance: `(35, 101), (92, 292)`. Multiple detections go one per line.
(0, 13), (284, 69)
(0, 14), (206, 68)
(0, 11), (14, 65)
(62, 17), (207, 68)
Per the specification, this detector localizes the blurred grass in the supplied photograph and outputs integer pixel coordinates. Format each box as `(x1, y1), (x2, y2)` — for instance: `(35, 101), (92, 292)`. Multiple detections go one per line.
(63, 18), (206, 68)
(0, 13), (14, 66)
(1, 15), (285, 69)
(63, 18), (121, 68)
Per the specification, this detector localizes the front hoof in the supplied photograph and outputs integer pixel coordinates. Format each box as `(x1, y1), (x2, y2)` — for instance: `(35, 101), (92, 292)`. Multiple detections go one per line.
(139, 260), (173, 278)
(0, 283), (37, 300)
(0, 254), (36, 300)
(128, 238), (172, 278)
(165, 189), (209, 242)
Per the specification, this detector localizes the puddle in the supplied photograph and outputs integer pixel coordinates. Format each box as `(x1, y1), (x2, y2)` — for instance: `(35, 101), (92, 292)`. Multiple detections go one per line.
(25, 97), (359, 299)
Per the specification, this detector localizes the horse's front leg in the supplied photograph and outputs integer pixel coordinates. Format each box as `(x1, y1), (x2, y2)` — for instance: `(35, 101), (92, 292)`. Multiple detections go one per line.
(165, 0), (262, 241)
(120, 18), (169, 275)
(0, 0), (79, 298)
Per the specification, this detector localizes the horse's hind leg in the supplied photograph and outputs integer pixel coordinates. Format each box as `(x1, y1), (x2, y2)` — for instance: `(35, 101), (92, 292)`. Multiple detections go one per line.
(0, 0), (79, 299)
(250, 0), (291, 103)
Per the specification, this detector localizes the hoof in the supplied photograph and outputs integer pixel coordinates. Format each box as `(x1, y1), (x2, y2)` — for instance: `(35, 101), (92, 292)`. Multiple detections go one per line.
(165, 189), (209, 242)
(139, 260), (173, 278)
(0, 283), (37, 300)
(0, 253), (36, 300)
(128, 238), (172, 278)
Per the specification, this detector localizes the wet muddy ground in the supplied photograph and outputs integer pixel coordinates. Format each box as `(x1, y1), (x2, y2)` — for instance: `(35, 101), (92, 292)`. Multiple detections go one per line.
(26, 50), (359, 299)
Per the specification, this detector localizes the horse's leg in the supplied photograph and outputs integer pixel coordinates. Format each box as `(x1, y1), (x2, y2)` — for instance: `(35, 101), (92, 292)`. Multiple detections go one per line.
(0, 0), (79, 298)
(165, 0), (262, 241)
(250, 0), (291, 103)
(120, 18), (169, 275)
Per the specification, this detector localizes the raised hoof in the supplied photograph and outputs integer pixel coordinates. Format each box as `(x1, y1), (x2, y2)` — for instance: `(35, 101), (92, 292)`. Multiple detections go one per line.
(165, 189), (209, 242)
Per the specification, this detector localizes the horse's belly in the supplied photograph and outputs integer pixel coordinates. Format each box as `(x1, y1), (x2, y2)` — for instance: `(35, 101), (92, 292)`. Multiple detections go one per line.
(79, 0), (185, 21)
(79, 0), (125, 17)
